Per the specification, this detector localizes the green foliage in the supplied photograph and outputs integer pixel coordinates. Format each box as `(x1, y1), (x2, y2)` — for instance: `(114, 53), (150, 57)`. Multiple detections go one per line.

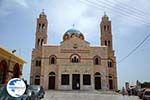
(141, 82), (150, 88)
(0, 84), (2, 88)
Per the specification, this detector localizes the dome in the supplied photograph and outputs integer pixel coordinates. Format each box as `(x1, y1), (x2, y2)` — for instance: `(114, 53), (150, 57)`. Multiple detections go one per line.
(63, 28), (84, 41)
(66, 28), (81, 33)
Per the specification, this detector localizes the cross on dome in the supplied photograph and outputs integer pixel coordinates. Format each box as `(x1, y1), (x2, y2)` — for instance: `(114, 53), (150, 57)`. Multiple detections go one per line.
(72, 24), (75, 28)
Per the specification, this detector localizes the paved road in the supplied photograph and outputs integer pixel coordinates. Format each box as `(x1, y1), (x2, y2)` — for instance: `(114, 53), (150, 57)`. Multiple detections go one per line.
(42, 90), (140, 100)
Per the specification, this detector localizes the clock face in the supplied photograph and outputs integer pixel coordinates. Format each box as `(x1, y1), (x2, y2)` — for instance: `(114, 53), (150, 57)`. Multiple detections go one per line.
(73, 43), (78, 49)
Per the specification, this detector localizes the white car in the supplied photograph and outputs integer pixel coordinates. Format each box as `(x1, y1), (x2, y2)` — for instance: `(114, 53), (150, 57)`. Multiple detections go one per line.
(142, 89), (150, 100)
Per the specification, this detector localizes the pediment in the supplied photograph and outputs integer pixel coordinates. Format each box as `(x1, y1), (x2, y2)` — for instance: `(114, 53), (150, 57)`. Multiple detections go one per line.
(60, 36), (90, 51)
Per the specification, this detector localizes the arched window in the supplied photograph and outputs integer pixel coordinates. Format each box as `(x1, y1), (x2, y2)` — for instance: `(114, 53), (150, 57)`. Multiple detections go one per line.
(95, 58), (99, 65)
(93, 56), (101, 65)
(79, 34), (84, 40)
(13, 63), (20, 78)
(71, 54), (80, 63)
(35, 59), (41, 67)
(95, 72), (101, 76)
(49, 55), (57, 64)
(51, 57), (55, 64)
(108, 59), (113, 67)
(35, 75), (40, 78)
(49, 72), (56, 76)
(63, 33), (69, 41)
(39, 23), (41, 29)
(0, 60), (7, 84)
(109, 75), (112, 78)
(108, 40), (111, 47)
(105, 40), (107, 46)
(71, 33), (76, 38)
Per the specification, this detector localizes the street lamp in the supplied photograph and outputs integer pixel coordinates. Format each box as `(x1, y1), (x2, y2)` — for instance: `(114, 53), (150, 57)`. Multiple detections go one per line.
(12, 50), (16, 53)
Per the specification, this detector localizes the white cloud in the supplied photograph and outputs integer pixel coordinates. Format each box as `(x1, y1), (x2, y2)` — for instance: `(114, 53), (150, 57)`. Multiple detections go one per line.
(14, 0), (28, 8)
(0, 0), (28, 16)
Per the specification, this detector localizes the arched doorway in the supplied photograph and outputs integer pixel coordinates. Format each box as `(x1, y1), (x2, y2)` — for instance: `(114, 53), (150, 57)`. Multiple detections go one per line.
(35, 75), (40, 85)
(0, 60), (7, 84)
(13, 63), (20, 78)
(94, 72), (101, 90)
(109, 76), (113, 90)
(48, 72), (55, 89)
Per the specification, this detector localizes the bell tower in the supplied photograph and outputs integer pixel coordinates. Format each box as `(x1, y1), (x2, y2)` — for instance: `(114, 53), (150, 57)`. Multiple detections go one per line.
(100, 13), (113, 50)
(30, 10), (48, 85)
(100, 13), (118, 91)
(35, 10), (48, 48)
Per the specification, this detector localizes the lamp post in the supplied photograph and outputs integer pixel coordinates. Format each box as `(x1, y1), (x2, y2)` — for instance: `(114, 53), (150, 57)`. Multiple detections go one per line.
(12, 50), (16, 53)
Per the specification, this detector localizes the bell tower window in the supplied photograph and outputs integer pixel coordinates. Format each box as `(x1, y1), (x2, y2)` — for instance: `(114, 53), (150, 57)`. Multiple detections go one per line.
(41, 39), (44, 46)
(39, 23), (41, 29)
(38, 39), (40, 47)
(42, 24), (45, 29)
(108, 60), (113, 67)
(107, 25), (109, 31)
(104, 25), (106, 31)
(108, 40), (111, 46)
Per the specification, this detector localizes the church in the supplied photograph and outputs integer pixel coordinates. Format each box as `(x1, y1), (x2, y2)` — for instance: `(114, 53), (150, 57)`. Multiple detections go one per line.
(30, 11), (118, 91)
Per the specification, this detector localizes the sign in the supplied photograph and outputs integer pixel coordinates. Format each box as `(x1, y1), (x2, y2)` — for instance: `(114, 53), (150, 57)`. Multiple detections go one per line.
(6, 78), (26, 97)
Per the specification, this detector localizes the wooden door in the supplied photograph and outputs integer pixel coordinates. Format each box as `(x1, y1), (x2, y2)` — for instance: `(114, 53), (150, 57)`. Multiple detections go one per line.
(49, 76), (55, 89)
(95, 77), (101, 90)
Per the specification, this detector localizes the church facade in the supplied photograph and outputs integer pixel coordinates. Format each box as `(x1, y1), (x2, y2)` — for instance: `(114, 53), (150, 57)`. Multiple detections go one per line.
(30, 11), (118, 91)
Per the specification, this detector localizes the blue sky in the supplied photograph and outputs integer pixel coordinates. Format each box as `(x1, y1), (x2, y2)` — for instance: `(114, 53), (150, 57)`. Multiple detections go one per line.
(0, 0), (150, 89)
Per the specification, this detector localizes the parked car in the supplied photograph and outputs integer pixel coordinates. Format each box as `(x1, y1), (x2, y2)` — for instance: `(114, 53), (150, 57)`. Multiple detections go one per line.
(142, 89), (150, 100)
(27, 85), (45, 99)
(138, 88), (146, 99)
